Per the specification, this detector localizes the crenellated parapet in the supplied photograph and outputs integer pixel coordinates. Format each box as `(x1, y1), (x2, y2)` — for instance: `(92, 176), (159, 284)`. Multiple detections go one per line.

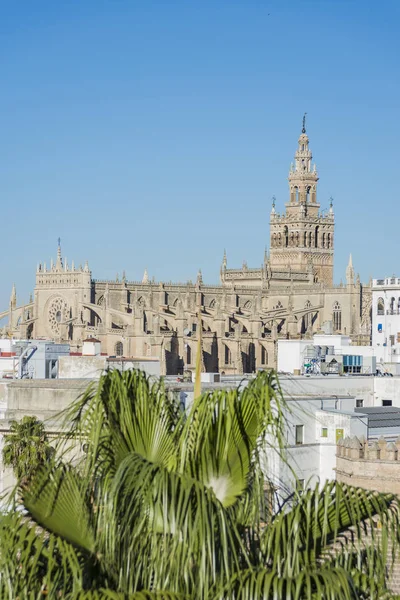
(336, 436), (400, 494)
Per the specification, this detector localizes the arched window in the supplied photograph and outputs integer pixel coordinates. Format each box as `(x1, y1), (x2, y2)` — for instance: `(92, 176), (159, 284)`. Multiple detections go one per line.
(315, 226), (319, 248)
(377, 297), (384, 315)
(186, 344), (191, 364)
(390, 297), (396, 315)
(333, 302), (342, 332)
(225, 345), (232, 365)
(327, 233), (332, 249)
(115, 341), (123, 357)
(295, 187), (299, 203)
(322, 233), (326, 248)
(284, 226), (289, 247)
(261, 346), (267, 365)
(209, 299), (216, 309)
(304, 231), (307, 247)
(306, 186), (311, 203)
(308, 232), (312, 247)
(278, 233), (282, 246)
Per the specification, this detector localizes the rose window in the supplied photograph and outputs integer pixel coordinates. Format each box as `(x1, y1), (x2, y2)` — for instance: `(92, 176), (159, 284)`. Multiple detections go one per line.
(48, 297), (69, 335)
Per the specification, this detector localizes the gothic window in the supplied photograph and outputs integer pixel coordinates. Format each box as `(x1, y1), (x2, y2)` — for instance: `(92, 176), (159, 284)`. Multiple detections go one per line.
(115, 341), (123, 357)
(244, 300), (252, 310)
(304, 231), (307, 247)
(295, 187), (299, 202)
(278, 233), (282, 246)
(186, 344), (192, 364)
(315, 226), (319, 248)
(284, 226), (289, 248)
(97, 295), (104, 306)
(273, 233), (277, 247)
(296, 232), (300, 246)
(322, 233), (326, 248)
(333, 302), (342, 332)
(209, 299), (216, 309)
(377, 297), (384, 315)
(327, 233), (331, 249)
(225, 345), (232, 365)
(137, 296), (145, 308)
(308, 232), (312, 247)
(261, 346), (267, 365)
(306, 186), (311, 202)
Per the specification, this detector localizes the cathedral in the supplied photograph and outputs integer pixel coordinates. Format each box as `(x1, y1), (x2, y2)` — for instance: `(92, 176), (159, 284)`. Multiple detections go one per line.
(0, 121), (372, 375)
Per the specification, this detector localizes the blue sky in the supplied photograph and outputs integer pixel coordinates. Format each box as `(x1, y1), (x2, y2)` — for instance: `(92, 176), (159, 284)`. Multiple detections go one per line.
(1, 0), (399, 308)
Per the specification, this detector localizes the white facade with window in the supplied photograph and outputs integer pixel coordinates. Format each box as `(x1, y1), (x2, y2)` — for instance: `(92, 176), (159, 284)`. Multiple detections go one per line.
(372, 277), (400, 364)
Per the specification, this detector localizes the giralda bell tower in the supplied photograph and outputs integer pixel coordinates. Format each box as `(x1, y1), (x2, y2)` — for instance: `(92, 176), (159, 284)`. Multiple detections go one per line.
(269, 115), (334, 286)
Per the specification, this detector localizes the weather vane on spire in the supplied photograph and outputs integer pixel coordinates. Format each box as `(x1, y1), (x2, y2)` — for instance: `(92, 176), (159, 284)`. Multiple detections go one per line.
(58, 237), (61, 247)
(302, 112), (307, 134)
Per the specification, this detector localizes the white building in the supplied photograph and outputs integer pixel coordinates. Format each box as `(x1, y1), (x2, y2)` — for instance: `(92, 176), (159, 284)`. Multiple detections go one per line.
(277, 334), (376, 375)
(372, 277), (400, 367)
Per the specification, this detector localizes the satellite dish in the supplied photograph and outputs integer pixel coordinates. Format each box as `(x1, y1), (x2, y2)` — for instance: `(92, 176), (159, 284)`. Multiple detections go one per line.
(183, 328), (191, 336)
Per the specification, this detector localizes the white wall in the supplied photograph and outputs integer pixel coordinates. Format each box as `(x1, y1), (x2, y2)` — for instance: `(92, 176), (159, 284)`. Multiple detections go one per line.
(277, 340), (309, 373)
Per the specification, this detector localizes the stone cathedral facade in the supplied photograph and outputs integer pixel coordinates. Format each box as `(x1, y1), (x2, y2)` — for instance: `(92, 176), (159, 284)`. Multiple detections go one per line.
(1, 124), (372, 374)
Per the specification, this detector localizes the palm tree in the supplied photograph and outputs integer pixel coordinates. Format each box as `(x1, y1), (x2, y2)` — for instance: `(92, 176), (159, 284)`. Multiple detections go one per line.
(0, 369), (399, 599)
(2, 415), (54, 481)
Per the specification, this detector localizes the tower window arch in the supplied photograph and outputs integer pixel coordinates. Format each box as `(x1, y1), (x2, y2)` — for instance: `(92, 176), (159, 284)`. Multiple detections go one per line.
(322, 232), (326, 248)
(308, 231), (312, 247)
(306, 186), (311, 202)
(315, 226), (319, 248)
(295, 187), (299, 203)
(390, 297), (396, 315)
(377, 297), (384, 315)
(283, 226), (289, 247)
(304, 231), (307, 247)
(333, 302), (342, 332)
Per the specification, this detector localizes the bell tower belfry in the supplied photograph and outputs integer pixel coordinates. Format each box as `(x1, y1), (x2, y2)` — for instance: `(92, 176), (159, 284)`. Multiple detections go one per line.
(269, 115), (334, 286)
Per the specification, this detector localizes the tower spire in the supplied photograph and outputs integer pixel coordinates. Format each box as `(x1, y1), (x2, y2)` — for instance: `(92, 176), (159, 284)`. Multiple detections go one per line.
(346, 254), (355, 285)
(10, 283), (16, 310)
(56, 237), (63, 270)
(302, 112), (307, 134)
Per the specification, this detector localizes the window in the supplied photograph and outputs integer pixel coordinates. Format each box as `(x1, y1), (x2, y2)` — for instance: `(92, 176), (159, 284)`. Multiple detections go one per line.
(390, 335), (395, 346)
(225, 345), (232, 365)
(284, 226), (289, 247)
(186, 345), (191, 364)
(382, 399), (393, 407)
(377, 297), (384, 315)
(335, 428), (344, 443)
(261, 346), (267, 365)
(115, 341), (123, 357)
(295, 425), (304, 445)
(333, 302), (342, 332)
(321, 427), (328, 438)
(356, 399), (364, 408)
